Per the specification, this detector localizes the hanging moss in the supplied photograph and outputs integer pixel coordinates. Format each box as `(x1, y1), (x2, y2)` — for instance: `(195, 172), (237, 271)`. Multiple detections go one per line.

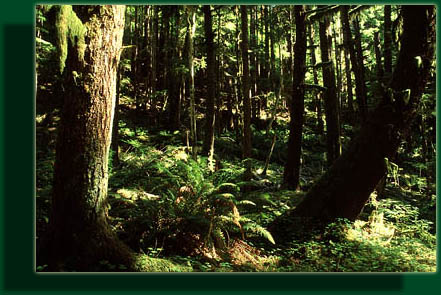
(55, 5), (86, 73)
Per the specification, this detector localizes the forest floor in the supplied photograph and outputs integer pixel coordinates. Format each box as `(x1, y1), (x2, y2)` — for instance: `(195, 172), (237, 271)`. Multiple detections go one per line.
(36, 102), (436, 272)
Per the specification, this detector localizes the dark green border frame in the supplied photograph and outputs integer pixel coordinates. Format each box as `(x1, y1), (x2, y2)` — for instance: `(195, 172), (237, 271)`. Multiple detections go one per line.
(0, 1), (438, 294)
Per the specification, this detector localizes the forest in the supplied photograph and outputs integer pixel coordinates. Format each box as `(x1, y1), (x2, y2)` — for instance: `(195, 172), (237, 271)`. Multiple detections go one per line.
(35, 4), (436, 272)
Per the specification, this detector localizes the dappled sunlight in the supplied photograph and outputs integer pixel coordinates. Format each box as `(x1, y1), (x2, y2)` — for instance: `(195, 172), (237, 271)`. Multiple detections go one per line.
(35, 4), (436, 273)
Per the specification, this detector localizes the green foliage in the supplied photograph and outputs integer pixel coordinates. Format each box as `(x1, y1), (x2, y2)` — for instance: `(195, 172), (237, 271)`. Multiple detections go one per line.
(36, 4), (436, 272)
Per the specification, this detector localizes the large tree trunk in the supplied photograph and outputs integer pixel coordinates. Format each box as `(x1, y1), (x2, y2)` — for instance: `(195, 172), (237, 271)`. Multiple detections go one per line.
(283, 5), (307, 190)
(269, 5), (435, 239)
(46, 5), (134, 271)
(202, 5), (216, 155)
(319, 14), (341, 167)
(240, 5), (252, 160)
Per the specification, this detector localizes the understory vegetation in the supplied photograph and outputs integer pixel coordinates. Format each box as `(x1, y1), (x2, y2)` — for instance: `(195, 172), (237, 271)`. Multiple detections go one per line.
(35, 4), (436, 272)
(36, 104), (436, 272)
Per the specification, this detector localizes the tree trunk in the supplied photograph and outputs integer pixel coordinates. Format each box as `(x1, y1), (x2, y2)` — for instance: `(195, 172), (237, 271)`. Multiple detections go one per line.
(308, 23), (323, 134)
(240, 5), (252, 160)
(203, 5), (216, 155)
(343, 37), (354, 114)
(269, 6), (276, 92)
(250, 6), (257, 120)
(111, 63), (121, 168)
(341, 6), (367, 123)
(333, 21), (343, 119)
(319, 15), (341, 167)
(187, 6), (197, 160)
(132, 6), (140, 111)
(150, 6), (158, 113)
(373, 31), (384, 80)
(168, 8), (181, 131)
(270, 5), (435, 239)
(262, 5), (270, 110)
(46, 5), (134, 271)
(383, 5), (393, 76)
(283, 5), (307, 190)
(353, 15), (368, 116)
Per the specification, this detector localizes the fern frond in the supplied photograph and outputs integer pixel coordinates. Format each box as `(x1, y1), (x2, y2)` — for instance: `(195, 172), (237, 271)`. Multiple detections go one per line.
(238, 200), (256, 206)
(241, 220), (275, 244)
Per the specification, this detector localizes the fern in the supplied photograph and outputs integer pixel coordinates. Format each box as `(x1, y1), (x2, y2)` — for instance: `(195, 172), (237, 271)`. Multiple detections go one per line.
(241, 217), (275, 244)
(238, 200), (257, 206)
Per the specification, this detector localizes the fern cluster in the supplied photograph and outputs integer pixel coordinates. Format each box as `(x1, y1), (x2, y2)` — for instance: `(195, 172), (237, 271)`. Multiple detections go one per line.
(108, 140), (275, 258)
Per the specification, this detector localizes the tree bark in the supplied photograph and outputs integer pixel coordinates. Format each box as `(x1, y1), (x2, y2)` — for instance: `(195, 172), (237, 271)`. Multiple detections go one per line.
(383, 5), (393, 75)
(111, 63), (121, 168)
(202, 5), (216, 155)
(373, 31), (384, 80)
(150, 6), (158, 113)
(262, 5), (270, 110)
(283, 5), (307, 190)
(319, 14), (341, 167)
(250, 6), (258, 120)
(270, 5), (435, 239)
(46, 5), (134, 271)
(353, 15), (368, 116)
(240, 5), (252, 159)
(343, 37), (354, 114)
(186, 6), (197, 160)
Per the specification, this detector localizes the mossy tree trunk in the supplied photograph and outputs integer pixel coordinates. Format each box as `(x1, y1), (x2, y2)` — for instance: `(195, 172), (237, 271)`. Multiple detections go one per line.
(283, 5), (307, 190)
(270, 6), (435, 239)
(46, 5), (135, 271)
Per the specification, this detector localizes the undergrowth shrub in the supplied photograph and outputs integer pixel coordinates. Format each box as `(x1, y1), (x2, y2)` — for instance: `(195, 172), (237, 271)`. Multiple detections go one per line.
(109, 142), (274, 260)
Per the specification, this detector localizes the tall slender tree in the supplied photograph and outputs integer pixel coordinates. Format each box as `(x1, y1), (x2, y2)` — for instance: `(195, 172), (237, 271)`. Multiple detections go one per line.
(319, 13), (341, 166)
(383, 5), (393, 76)
(283, 5), (307, 190)
(240, 5), (252, 160)
(308, 23), (324, 133)
(186, 5), (197, 160)
(341, 5), (367, 123)
(202, 5), (216, 158)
